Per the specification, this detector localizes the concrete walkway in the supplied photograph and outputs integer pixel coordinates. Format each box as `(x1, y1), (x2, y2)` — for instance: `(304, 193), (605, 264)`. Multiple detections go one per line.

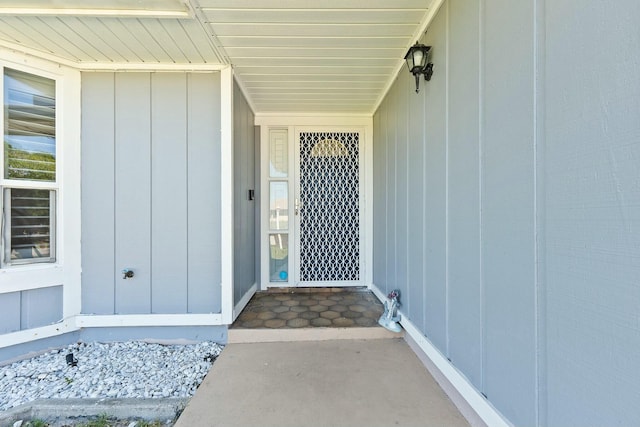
(175, 339), (469, 427)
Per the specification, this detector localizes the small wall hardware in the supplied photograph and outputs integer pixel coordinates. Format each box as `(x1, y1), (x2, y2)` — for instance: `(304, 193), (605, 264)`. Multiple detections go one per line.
(122, 269), (134, 279)
(66, 353), (78, 367)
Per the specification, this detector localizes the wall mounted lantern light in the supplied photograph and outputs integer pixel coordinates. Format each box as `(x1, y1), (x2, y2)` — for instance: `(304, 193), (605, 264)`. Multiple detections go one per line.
(404, 42), (433, 93)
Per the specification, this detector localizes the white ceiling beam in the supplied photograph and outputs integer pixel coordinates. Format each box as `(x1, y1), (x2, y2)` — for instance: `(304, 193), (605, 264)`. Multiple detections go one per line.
(200, 10), (424, 25)
(198, 0), (429, 8)
(239, 75), (386, 83)
(243, 82), (385, 90)
(249, 88), (381, 94)
(0, 8), (191, 18)
(211, 23), (416, 37)
(235, 67), (392, 75)
(217, 36), (407, 49)
(231, 57), (398, 67)
(224, 47), (404, 58)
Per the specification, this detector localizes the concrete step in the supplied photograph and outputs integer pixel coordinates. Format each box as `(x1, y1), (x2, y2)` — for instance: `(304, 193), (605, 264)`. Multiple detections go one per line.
(228, 326), (404, 344)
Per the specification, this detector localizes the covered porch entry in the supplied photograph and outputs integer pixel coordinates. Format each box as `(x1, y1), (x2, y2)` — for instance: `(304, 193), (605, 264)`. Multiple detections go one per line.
(232, 115), (382, 335)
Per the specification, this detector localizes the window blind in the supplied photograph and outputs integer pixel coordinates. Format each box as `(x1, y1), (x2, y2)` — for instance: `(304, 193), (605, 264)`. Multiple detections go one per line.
(3, 188), (55, 264)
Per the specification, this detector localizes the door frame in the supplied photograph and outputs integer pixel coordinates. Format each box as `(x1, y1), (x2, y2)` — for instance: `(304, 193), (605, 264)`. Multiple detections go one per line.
(256, 116), (373, 291)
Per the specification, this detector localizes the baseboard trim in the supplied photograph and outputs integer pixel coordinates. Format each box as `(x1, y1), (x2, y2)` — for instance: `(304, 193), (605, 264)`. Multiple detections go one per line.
(75, 313), (223, 328)
(233, 283), (257, 322)
(0, 322), (78, 349)
(369, 284), (511, 427)
(228, 326), (402, 344)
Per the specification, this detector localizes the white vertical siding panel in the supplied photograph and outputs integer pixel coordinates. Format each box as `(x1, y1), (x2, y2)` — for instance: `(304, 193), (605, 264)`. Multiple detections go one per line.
(232, 83), (243, 305)
(422, 9), (448, 352)
(0, 292), (21, 334)
(482, 0), (536, 424)
(406, 55), (426, 329)
(81, 71), (223, 316)
(114, 73), (152, 314)
(385, 83), (398, 297)
(544, 1), (640, 425)
(372, 104), (387, 292)
(244, 98), (256, 293)
(395, 70), (410, 304)
(446, 0), (482, 388)
(187, 72), (222, 313)
(151, 73), (189, 313)
(253, 126), (262, 289)
(233, 82), (256, 305)
(373, 2), (538, 424)
(81, 72), (116, 315)
(20, 286), (63, 329)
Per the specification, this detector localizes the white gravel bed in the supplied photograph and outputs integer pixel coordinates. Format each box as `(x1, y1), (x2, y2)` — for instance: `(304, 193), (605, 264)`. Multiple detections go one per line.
(0, 341), (223, 412)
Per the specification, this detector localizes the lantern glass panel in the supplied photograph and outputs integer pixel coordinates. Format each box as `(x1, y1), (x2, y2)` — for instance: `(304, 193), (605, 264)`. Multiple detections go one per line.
(412, 49), (425, 69)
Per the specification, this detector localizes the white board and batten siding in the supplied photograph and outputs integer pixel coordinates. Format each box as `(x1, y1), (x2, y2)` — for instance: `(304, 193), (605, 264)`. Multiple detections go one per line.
(232, 81), (258, 311)
(374, 2), (536, 425)
(373, 1), (640, 426)
(0, 286), (64, 334)
(81, 71), (223, 318)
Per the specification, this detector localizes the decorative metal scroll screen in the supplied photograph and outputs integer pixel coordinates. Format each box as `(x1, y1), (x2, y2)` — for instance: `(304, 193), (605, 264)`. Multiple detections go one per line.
(299, 132), (360, 281)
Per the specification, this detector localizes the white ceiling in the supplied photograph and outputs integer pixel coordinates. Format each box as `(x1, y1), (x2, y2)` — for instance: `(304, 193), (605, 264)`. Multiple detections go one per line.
(0, 0), (438, 114)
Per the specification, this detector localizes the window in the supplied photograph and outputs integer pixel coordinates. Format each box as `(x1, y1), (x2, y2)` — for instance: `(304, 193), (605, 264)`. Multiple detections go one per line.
(1, 67), (57, 267)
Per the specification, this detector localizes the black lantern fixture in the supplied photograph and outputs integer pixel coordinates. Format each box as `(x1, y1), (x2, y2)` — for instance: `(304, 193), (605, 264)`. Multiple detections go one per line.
(404, 42), (433, 93)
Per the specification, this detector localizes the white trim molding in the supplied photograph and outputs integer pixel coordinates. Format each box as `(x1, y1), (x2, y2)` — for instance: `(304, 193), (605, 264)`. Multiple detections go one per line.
(0, 40), (227, 73)
(0, 312), (227, 349)
(233, 283), (257, 322)
(370, 284), (512, 427)
(0, 8), (189, 18)
(79, 63), (227, 72)
(0, 267), (65, 294)
(255, 114), (372, 127)
(0, 321), (77, 349)
(76, 314), (223, 328)
(220, 65), (234, 325)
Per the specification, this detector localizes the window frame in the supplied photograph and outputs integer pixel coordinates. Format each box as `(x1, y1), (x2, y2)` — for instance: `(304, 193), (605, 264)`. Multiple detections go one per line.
(0, 63), (61, 269)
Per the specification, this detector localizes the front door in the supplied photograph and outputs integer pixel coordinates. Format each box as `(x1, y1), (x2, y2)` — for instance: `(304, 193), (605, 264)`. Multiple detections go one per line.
(295, 131), (362, 285)
(262, 127), (364, 288)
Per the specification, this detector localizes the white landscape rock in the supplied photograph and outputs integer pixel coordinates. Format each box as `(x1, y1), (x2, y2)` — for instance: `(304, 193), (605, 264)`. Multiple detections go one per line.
(0, 341), (223, 411)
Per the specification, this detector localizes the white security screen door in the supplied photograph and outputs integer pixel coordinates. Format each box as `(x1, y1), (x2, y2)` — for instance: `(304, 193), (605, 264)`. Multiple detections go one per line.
(294, 131), (362, 285)
(262, 127), (365, 288)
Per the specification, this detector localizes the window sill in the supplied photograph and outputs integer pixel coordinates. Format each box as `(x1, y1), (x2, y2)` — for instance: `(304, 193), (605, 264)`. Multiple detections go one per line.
(0, 264), (65, 294)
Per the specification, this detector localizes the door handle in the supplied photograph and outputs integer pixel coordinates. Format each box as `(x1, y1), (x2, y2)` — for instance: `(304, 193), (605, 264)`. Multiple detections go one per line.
(295, 198), (300, 216)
